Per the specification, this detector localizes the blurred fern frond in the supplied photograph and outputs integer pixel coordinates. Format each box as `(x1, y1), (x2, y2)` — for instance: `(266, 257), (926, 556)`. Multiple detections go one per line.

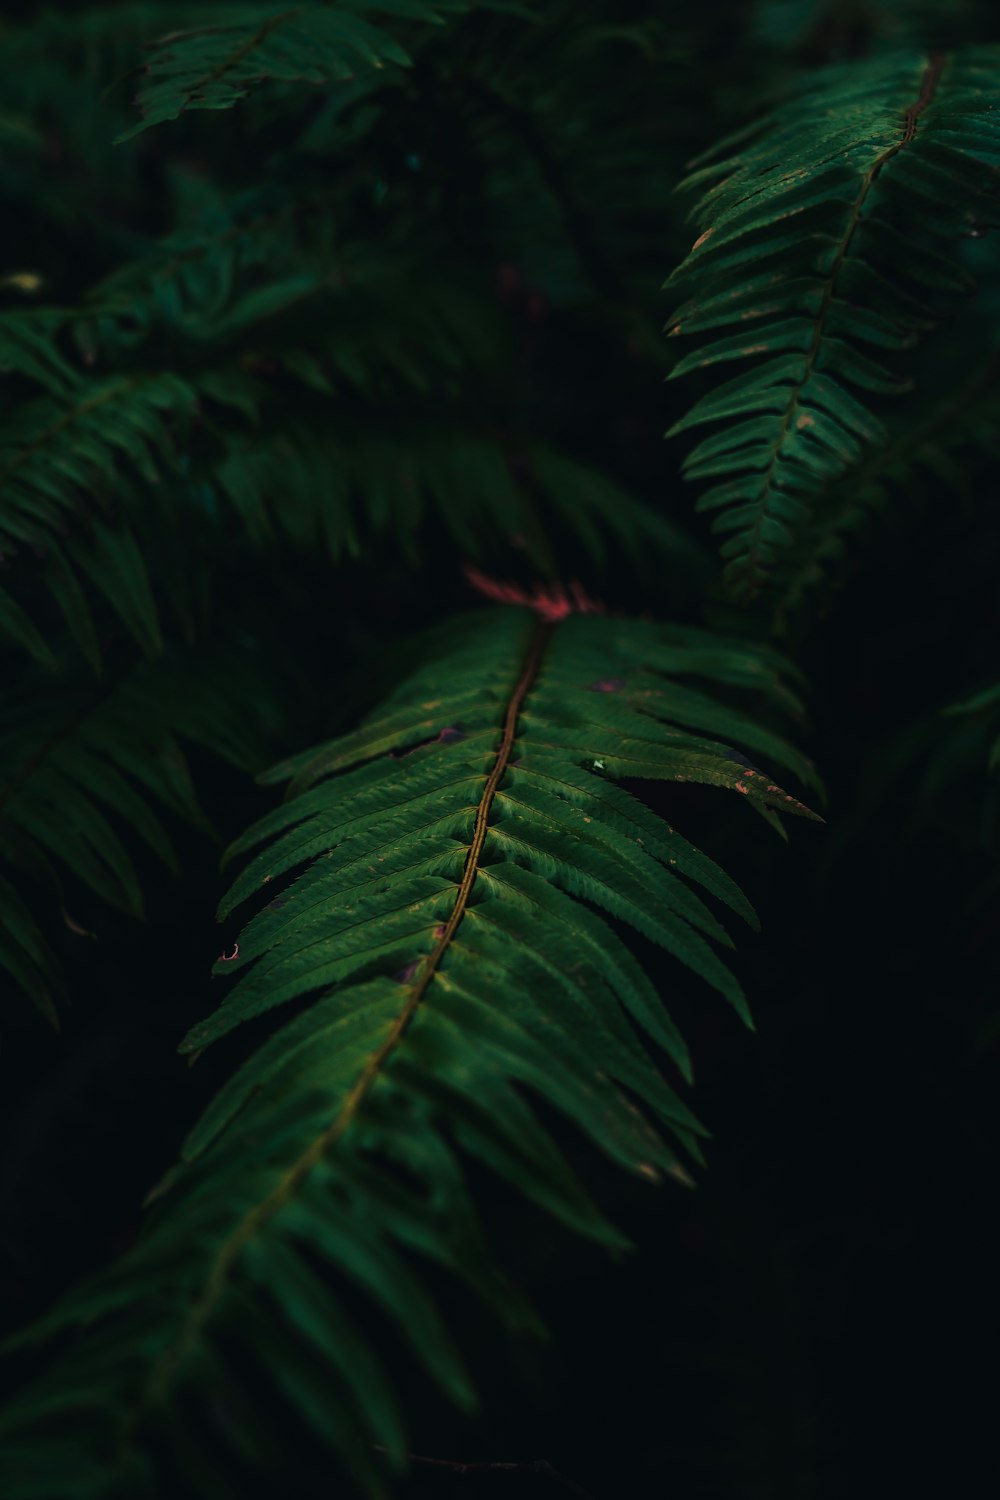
(0, 649), (268, 1027)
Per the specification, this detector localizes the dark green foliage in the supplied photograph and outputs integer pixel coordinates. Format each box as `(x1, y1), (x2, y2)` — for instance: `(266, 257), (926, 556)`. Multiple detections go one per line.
(665, 48), (1000, 599)
(120, 2), (463, 140)
(0, 649), (267, 1025)
(768, 357), (1000, 631)
(0, 2), (997, 1496)
(0, 606), (814, 1495)
(943, 681), (1000, 777)
(0, 71), (696, 665)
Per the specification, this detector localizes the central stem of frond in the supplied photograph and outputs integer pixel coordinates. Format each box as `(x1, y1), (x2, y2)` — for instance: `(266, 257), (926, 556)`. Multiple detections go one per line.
(128, 615), (554, 1434)
(322, 614), (553, 1143)
(743, 51), (946, 589)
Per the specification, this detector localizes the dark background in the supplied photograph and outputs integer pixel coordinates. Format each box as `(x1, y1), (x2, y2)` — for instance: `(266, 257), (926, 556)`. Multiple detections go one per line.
(2, 3), (999, 1496)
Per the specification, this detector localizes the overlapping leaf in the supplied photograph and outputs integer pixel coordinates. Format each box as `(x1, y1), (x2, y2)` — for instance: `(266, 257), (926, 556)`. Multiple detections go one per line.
(215, 423), (701, 573)
(118, 1), (465, 140)
(665, 48), (1000, 598)
(769, 364), (1000, 631)
(0, 605), (817, 1493)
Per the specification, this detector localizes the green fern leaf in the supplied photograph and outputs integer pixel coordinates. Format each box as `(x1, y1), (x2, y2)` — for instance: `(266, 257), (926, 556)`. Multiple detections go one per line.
(665, 49), (1000, 598)
(0, 605), (817, 1492)
(117, 1), (463, 141)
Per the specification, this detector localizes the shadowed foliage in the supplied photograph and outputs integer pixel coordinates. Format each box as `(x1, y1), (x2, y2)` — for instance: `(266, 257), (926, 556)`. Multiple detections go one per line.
(0, 2), (996, 1496)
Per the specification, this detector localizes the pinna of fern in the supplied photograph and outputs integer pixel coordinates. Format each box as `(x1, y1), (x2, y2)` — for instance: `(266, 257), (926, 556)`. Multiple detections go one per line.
(664, 46), (1000, 600)
(0, 603), (818, 1496)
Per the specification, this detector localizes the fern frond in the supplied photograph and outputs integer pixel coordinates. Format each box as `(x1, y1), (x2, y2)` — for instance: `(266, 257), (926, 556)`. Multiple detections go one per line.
(665, 48), (1000, 598)
(118, 1), (463, 141)
(0, 650), (264, 1026)
(769, 357), (1000, 631)
(0, 605), (817, 1493)
(213, 422), (699, 574)
(0, 370), (204, 661)
(198, 606), (818, 1053)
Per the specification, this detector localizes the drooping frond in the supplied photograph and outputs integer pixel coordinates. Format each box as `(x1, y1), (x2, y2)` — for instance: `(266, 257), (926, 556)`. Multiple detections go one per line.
(0, 605), (817, 1494)
(0, 281), (694, 668)
(0, 650), (265, 1027)
(118, 1), (464, 141)
(664, 48), (1000, 598)
(214, 423), (701, 574)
